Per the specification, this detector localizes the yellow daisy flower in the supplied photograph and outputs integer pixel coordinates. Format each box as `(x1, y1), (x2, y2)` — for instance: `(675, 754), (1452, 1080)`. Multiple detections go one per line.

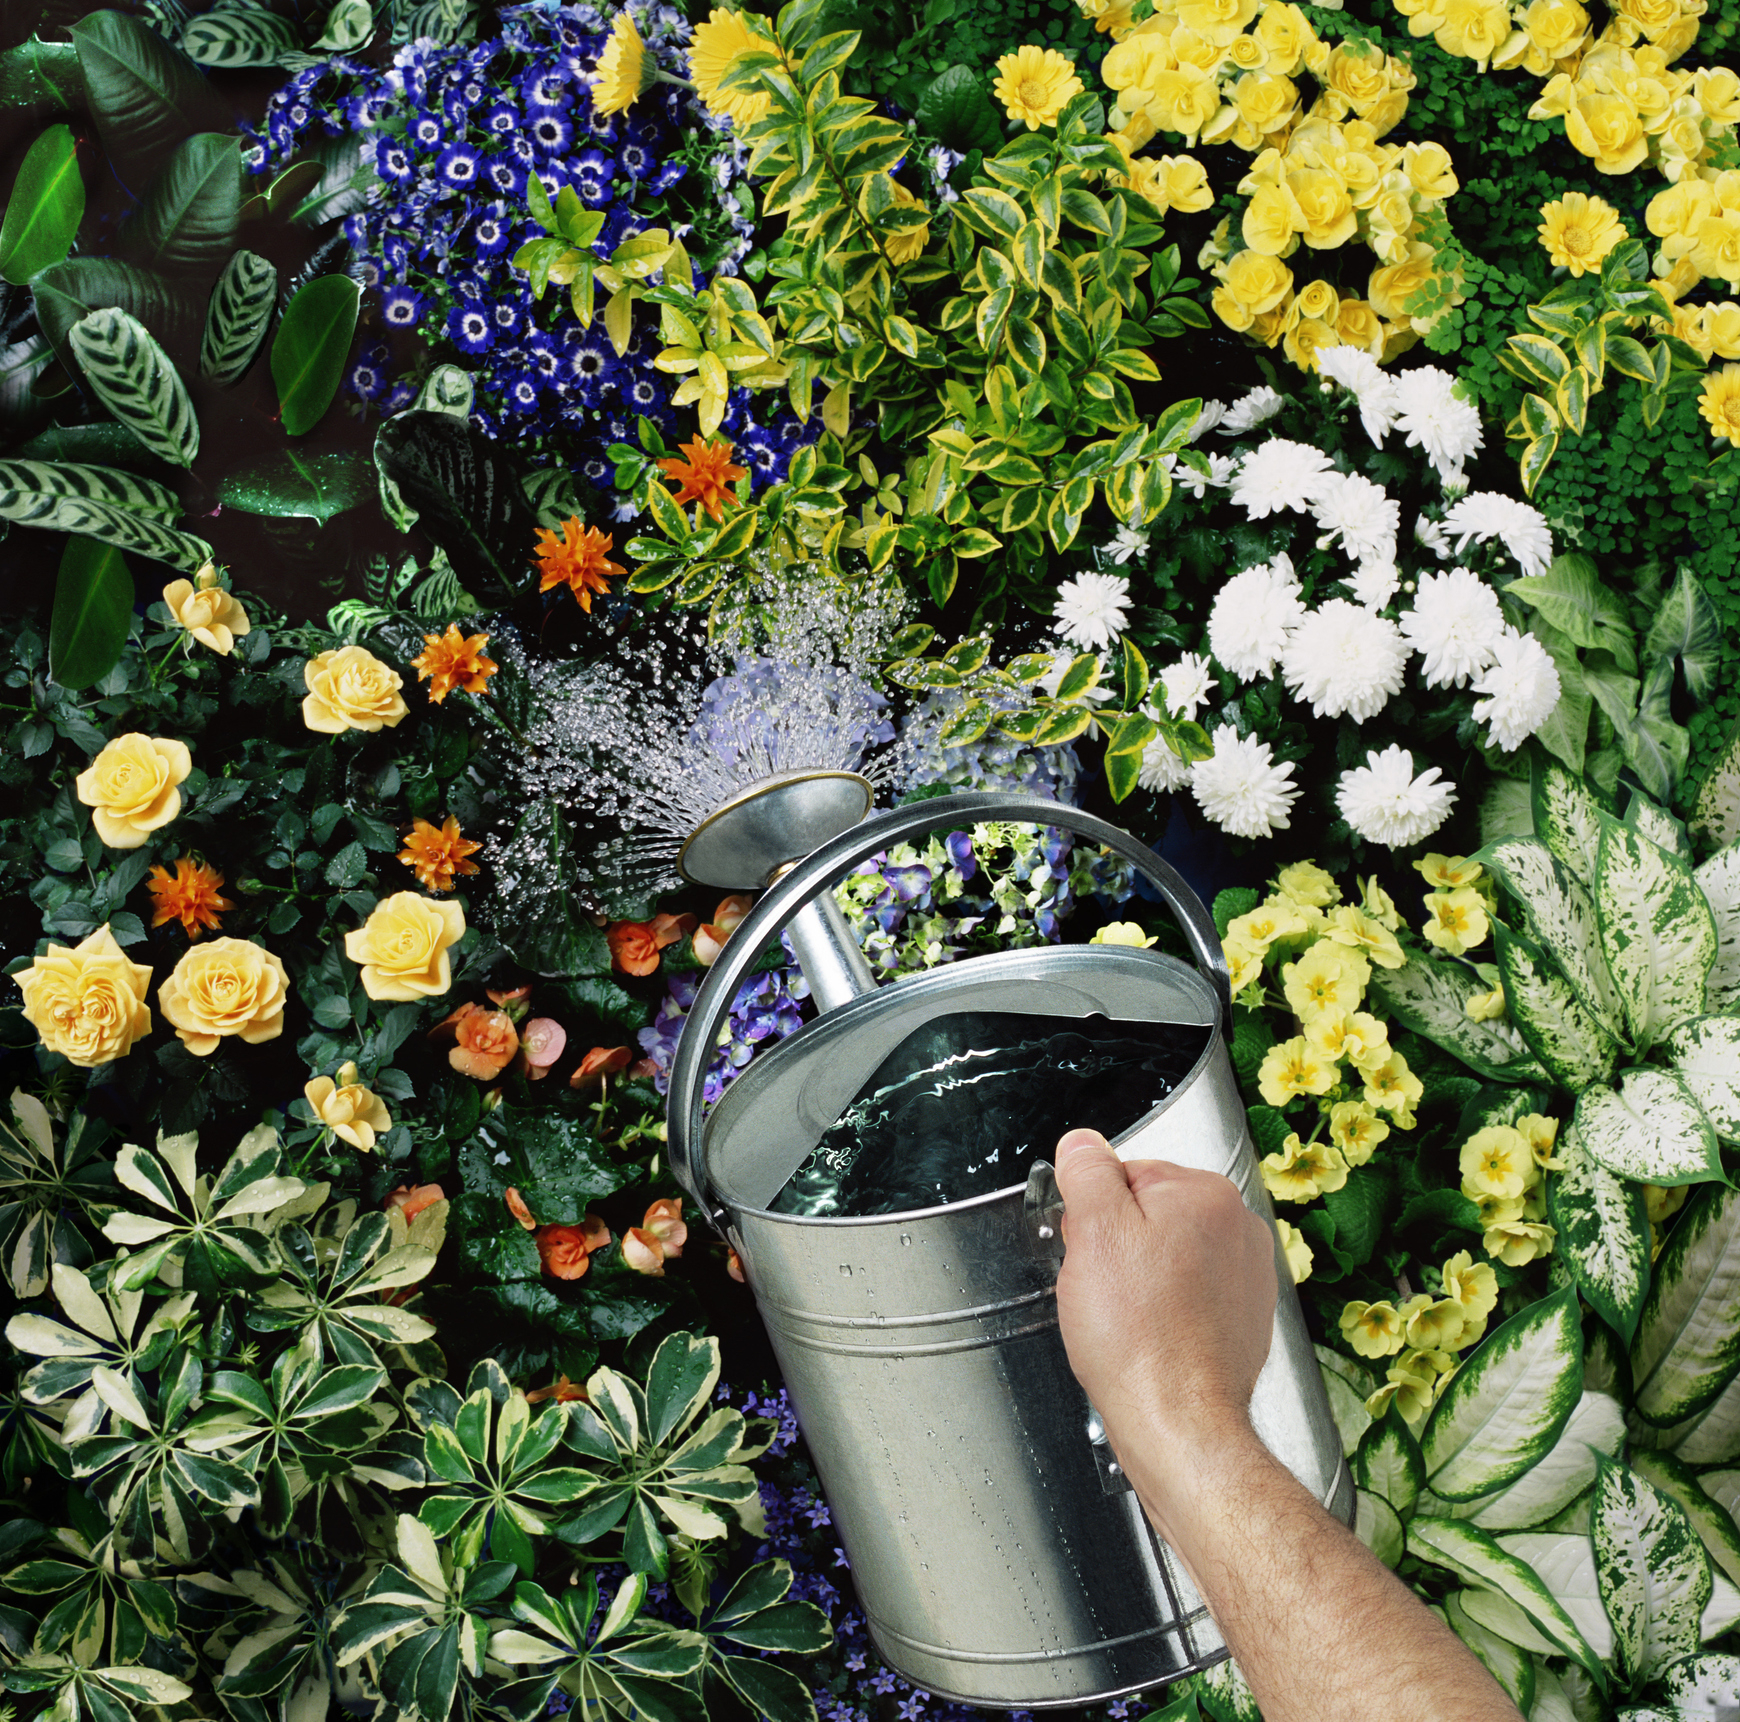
(1700, 364), (1740, 443)
(690, 9), (775, 127)
(1538, 191), (1627, 277)
(992, 44), (1084, 129)
(593, 12), (655, 115)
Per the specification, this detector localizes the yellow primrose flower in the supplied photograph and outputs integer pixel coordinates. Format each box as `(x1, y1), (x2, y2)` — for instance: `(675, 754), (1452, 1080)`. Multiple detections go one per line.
(1460, 1125), (1535, 1200)
(1282, 942), (1371, 1022)
(1329, 1100), (1390, 1165)
(1340, 1299), (1407, 1358)
(1484, 1220), (1557, 1267)
(1701, 366), (1740, 444)
(1423, 887), (1490, 955)
(1441, 1250), (1499, 1343)
(1362, 1049), (1423, 1121)
(1465, 984), (1506, 1021)
(1305, 1009), (1391, 1071)
(1366, 1350), (1454, 1426)
(1277, 861), (1340, 908)
(1360, 876), (1402, 931)
(1515, 1113), (1563, 1171)
(1644, 1183), (1689, 1226)
(1322, 906), (1406, 970)
(1091, 921), (1158, 947)
(1260, 1131), (1349, 1202)
(1402, 1292), (1468, 1351)
(1226, 896), (1309, 953)
(1416, 853), (1482, 889)
(1468, 1187), (1526, 1228)
(1257, 1037), (1339, 1107)
(1276, 1216), (1314, 1283)
(1224, 935), (1266, 996)
(1539, 192), (1628, 278)
(993, 44), (1084, 129)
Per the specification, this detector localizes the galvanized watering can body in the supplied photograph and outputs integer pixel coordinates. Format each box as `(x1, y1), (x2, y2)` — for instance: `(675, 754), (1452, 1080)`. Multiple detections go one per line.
(667, 793), (1353, 1709)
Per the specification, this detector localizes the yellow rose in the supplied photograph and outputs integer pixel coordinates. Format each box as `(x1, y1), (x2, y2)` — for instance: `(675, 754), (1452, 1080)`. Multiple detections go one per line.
(1340, 1298), (1407, 1358)
(1648, 177), (1716, 254)
(1276, 1216), (1314, 1283)
(16, 924), (152, 1067)
(1154, 153), (1216, 211)
(1565, 91), (1649, 173)
(158, 937), (289, 1055)
(1223, 247), (1296, 311)
(1289, 167), (1358, 248)
(1522, 0), (1591, 54)
(1434, 0), (1513, 62)
(163, 569), (251, 655)
(1250, 303), (1291, 347)
(1242, 181), (1305, 254)
(302, 646), (409, 735)
(75, 733), (192, 850)
(1394, 0), (1448, 36)
(1616, 0), (1684, 40)
(1362, 84), (1413, 138)
(1253, 1), (1316, 73)
(345, 892), (467, 1001)
(305, 1060), (392, 1151)
(1170, 22), (1227, 69)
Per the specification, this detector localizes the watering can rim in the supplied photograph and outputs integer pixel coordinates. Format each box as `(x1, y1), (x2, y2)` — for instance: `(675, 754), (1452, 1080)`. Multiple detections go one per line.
(666, 790), (1233, 1225)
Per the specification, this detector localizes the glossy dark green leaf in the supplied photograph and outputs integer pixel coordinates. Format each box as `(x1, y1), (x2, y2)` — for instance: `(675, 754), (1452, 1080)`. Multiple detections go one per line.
(126, 133), (240, 273)
(0, 124), (84, 285)
(916, 65), (1001, 155)
(49, 534), (133, 689)
(271, 272), (359, 436)
(0, 40), (84, 111)
(70, 12), (218, 167)
(220, 449), (372, 523)
(32, 256), (200, 370)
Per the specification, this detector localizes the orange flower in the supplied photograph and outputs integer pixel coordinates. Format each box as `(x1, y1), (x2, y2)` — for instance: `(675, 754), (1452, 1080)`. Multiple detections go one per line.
(505, 1187), (537, 1230)
(535, 1214), (611, 1280)
(623, 1227), (666, 1276)
(726, 1246), (746, 1283)
(452, 1006), (519, 1079)
(642, 1197), (687, 1259)
(526, 1374), (588, 1404)
(571, 1044), (632, 1090)
(487, 984), (533, 1011)
(607, 912), (696, 976)
(658, 437), (749, 523)
(146, 856), (234, 939)
(398, 815), (482, 893)
(534, 517), (624, 611)
(411, 625), (497, 703)
(694, 894), (752, 967)
(385, 1183), (444, 1222)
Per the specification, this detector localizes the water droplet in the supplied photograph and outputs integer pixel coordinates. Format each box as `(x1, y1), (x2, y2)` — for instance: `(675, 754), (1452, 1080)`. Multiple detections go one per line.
(838, 1264), (852, 1277)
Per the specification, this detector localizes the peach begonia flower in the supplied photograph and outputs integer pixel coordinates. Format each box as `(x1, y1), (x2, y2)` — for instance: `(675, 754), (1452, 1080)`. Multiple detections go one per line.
(519, 1017), (567, 1080)
(607, 913), (696, 976)
(535, 1215), (611, 1280)
(571, 1045), (632, 1090)
(505, 1187), (537, 1230)
(452, 1006), (519, 1080)
(726, 1246), (746, 1283)
(487, 984), (534, 1013)
(526, 1375), (588, 1404)
(623, 1228), (667, 1275)
(625, 1198), (688, 1276)
(694, 894), (753, 967)
(385, 1183), (445, 1223)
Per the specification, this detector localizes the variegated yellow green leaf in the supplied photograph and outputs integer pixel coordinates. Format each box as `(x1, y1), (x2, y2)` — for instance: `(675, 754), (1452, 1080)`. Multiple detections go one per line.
(1353, 1410), (1423, 1518)
(1666, 1016), (1740, 1144)
(1495, 921), (1618, 1090)
(1631, 1186), (1740, 1429)
(1422, 1288), (1583, 1502)
(1592, 1455), (1711, 1687)
(1550, 1121), (1652, 1342)
(1596, 814), (1717, 1052)
(1576, 1068), (1721, 1189)
(1696, 842), (1740, 1014)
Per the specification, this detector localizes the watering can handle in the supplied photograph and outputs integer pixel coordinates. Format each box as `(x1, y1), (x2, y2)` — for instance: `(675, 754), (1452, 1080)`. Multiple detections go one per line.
(666, 791), (1232, 1220)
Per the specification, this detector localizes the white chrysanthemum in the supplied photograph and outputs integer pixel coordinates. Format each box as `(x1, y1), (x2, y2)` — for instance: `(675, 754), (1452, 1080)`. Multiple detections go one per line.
(1440, 492), (1554, 579)
(1393, 367), (1484, 486)
(1191, 725), (1300, 838)
(1336, 746), (1458, 848)
(1138, 717), (1194, 792)
(1229, 438), (1336, 519)
(1158, 652), (1215, 720)
(1316, 344), (1400, 445)
(1279, 599), (1410, 722)
(1177, 451), (1238, 498)
(1399, 566), (1506, 688)
(1103, 524), (1150, 565)
(1189, 400), (1229, 441)
(1414, 514), (1453, 560)
(1349, 560), (1400, 608)
(1471, 628), (1561, 750)
(1206, 553), (1306, 681)
(1052, 571), (1131, 651)
(1312, 471), (1399, 568)
(1217, 385), (1286, 435)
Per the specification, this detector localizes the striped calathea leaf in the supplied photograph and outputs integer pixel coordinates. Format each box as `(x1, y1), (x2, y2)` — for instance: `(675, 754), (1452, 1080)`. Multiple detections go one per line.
(1665, 1016), (1740, 1143)
(0, 458), (210, 567)
(68, 307), (200, 468)
(1495, 920), (1619, 1090)
(1549, 1122), (1652, 1343)
(1595, 812), (1717, 1054)
(1575, 1068), (1723, 1188)
(1591, 1455), (1712, 1691)
(1697, 841), (1740, 1013)
(200, 248), (277, 385)
(1629, 1185), (1740, 1430)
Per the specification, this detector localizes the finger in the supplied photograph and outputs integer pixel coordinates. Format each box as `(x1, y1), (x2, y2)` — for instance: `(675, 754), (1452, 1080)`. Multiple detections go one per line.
(1053, 1128), (1136, 1230)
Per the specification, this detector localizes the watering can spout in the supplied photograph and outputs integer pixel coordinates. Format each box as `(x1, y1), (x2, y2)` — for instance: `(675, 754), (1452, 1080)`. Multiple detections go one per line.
(780, 876), (877, 1013)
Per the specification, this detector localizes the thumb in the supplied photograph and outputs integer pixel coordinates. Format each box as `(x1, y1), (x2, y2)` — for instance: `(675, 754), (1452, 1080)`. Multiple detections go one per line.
(1053, 1128), (1135, 1224)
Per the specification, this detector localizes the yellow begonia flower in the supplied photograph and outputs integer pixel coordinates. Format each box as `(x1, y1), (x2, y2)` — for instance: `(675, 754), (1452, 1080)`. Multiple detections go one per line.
(1700, 366), (1740, 443)
(345, 893), (467, 1001)
(1416, 853), (1482, 889)
(1276, 1216), (1314, 1283)
(1362, 1048), (1423, 1121)
(1441, 1250), (1499, 1341)
(1257, 1036), (1339, 1107)
(1177, 0), (1257, 44)
(1460, 1124), (1535, 1199)
(1401, 1291), (1467, 1351)
(1423, 887), (1490, 955)
(1078, 0), (1138, 37)
(1322, 906), (1406, 970)
(1220, 249), (1297, 316)
(15, 924), (153, 1068)
(689, 9), (775, 127)
(993, 45), (1084, 130)
(1515, 1113), (1563, 1170)
(1282, 941), (1371, 1022)
(1125, 153), (1216, 214)
(1341, 1299), (1407, 1358)
(1329, 1100), (1390, 1165)
(158, 937), (289, 1055)
(1277, 861), (1340, 908)
(305, 1061), (392, 1151)
(1305, 1009), (1391, 1072)
(75, 733), (192, 850)
(1465, 984), (1506, 1021)
(1433, 0), (1512, 63)
(1538, 192), (1628, 276)
(1523, 0), (1591, 59)
(1092, 921), (1159, 948)
(1484, 1219), (1557, 1267)
(163, 566), (251, 655)
(1260, 1131), (1348, 1201)
(1226, 895), (1308, 953)
(1564, 90), (1649, 174)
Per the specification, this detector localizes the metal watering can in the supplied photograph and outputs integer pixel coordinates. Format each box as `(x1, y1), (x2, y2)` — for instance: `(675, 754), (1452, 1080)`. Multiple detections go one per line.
(666, 786), (1352, 1708)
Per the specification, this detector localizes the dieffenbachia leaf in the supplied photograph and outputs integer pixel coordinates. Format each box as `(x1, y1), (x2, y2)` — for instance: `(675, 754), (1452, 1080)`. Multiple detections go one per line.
(1696, 842), (1740, 1014)
(1352, 1408), (1423, 1519)
(1495, 921), (1619, 1090)
(1458, 1390), (1625, 1532)
(1421, 1287), (1583, 1502)
(1575, 1068), (1722, 1189)
(1694, 732), (1740, 856)
(1668, 1371), (1740, 1466)
(1595, 812), (1717, 1053)
(1625, 794), (1691, 861)
(1498, 1531), (1612, 1663)
(1631, 1186), (1740, 1430)
(1659, 1655), (1740, 1719)
(1354, 1488), (1404, 1568)
(1532, 756), (1607, 880)
(1591, 1455), (1711, 1689)
(1444, 1588), (1536, 1712)
(1666, 1016), (1740, 1144)
(1629, 1450), (1740, 1588)
(1549, 1122), (1651, 1343)
(1367, 957), (1549, 1087)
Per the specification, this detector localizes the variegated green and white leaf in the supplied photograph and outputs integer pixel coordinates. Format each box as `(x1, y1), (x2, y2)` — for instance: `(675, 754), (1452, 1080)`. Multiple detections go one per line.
(1368, 958), (1550, 1086)
(1422, 1287), (1584, 1502)
(1551, 1121), (1652, 1341)
(1632, 1186), (1740, 1428)
(1353, 1410), (1423, 1518)
(1593, 1456), (1712, 1687)
(1500, 1532), (1614, 1662)
(1695, 731), (1740, 855)
(1630, 1450), (1740, 1589)
(1446, 1588), (1537, 1712)
(1577, 1070), (1722, 1189)
(1460, 1586), (1560, 1656)
(1464, 1392), (1627, 1532)
(1197, 1655), (1260, 1722)
(1497, 921), (1620, 1090)
(1479, 837), (1621, 1034)
(1318, 1359), (1372, 1457)
(1659, 1653), (1740, 1719)
(1534, 758), (1607, 879)
(1627, 795), (1691, 860)
(1409, 1516), (1601, 1677)
(1696, 844), (1740, 1015)
(68, 308), (199, 468)
(1665, 1016), (1740, 1144)
(182, 5), (298, 65)
(1355, 1488), (1404, 1567)
(1597, 815), (1718, 1052)
(1707, 1571), (1740, 1640)
(201, 249), (278, 385)
(1530, 1662), (1578, 1722)
(1662, 1371), (1740, 1465)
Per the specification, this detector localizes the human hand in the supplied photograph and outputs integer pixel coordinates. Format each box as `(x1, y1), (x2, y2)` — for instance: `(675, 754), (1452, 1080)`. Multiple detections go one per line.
(1052, 1128), (1280, 1537)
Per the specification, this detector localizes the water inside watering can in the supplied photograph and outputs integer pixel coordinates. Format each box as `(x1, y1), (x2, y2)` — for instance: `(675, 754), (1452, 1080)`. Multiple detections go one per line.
(769, 1011), (1211, 1218)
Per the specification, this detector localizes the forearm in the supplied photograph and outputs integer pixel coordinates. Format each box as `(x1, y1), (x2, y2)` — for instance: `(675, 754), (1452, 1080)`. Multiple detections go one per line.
(1122, 1430), (1523, 1722)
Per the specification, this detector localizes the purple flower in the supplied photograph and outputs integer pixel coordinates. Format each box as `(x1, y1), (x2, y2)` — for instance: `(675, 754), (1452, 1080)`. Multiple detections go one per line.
(375, 138), (415, 183)
(529, 111), (573, 154)
(945, 831), (976, 881)
(410, 111), (444, 151)
(618, 138), (656, 178)
(573, 147), (614, 206)
(482, 99), (518, 133)
(486, 155), (526, 199)
(520, 63), (570, 113)
(348, 346), (390, 401)
(474, 210), (513, 257)
(897, 1693), (930, 1721)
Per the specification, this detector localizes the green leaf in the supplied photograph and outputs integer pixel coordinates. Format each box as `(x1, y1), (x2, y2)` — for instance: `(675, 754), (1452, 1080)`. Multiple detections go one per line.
(49, 534), (133, 691)
(1576, 1068), (1721, 1188)
(1630, 1450), (1740, 1589)
(1592, 1455), (1711, 1687)
(644, 1333), (718, 1447)
(200, 249), (276, 386)
(915, 65), (1003, 154)
(314, 0), (374, 51)
(1369, 958), (1550, 1086)
(1494, 921), (1619, 1090)
(1631, 1186), (1740, 1429)
(1421, 1287), (1583, 1502)
(1462, 1389), (1626, 1531)
(182, 7), (298, 65)
(1596, 814), (1717, 1052)
(1696, 842), (1740, 1014)
(0, 124), (83, 285)
(1506, 553), (1635, 669)
(0, 39), (84, 110)
(1444, 1591), (1536, 1712)
(69, 308), (199, 468)
(1644, 569), (1719, 704)
(1353, 1407), (1424, 1517)
(31, 257), (199, 373)
(1549, 1120), (1651, 1343)
(272, 273), (360, 437)
(71, 11), (217, 168)
(1666, 1017), (1740, 1144)
(719, 1656), (816, 1722)
(221, 449), (372, 524)
(0, 459), (207, 567)
(127, 133), (239, 273)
